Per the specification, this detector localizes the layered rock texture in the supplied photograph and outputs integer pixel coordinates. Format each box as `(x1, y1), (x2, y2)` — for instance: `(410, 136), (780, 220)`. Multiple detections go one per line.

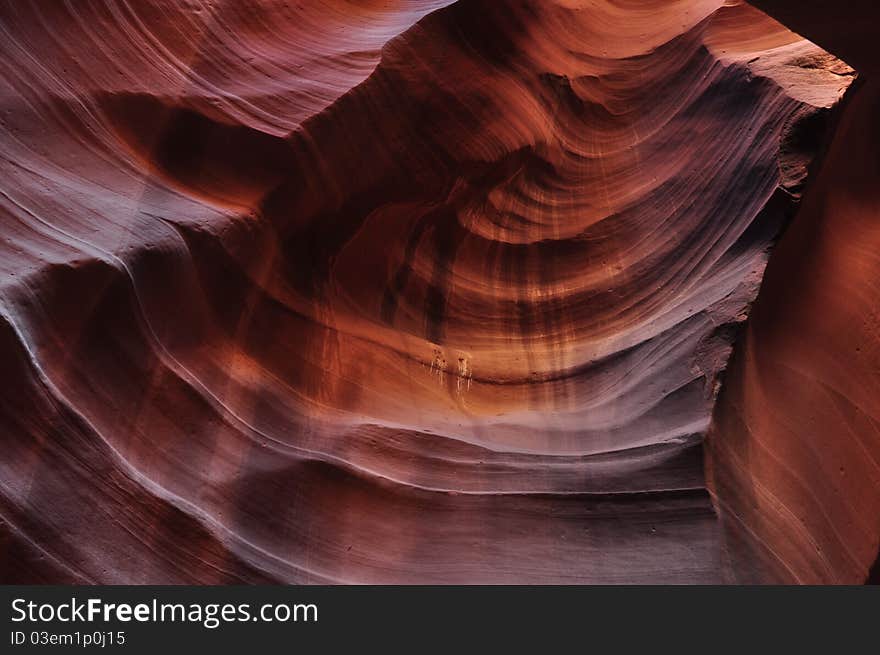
(0, 0), (873, 583)
(707, 0), (880, 584)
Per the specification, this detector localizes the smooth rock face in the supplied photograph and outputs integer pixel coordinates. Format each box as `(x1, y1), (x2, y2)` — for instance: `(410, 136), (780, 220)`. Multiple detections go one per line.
(707, 1), (880, 584)
(0, 1), (856, 583)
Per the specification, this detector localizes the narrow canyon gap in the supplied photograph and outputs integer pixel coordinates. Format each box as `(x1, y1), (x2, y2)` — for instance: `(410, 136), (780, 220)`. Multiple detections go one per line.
(707, 0), (880, 584)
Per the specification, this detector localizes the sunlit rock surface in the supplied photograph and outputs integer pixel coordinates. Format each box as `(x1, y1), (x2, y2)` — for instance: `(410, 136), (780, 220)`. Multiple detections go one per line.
(0, 0), (858, 583)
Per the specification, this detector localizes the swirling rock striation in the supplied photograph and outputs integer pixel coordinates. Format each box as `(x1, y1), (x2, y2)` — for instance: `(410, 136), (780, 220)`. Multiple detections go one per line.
(707, 0), (880, 584)
(0, 0), (853, 582)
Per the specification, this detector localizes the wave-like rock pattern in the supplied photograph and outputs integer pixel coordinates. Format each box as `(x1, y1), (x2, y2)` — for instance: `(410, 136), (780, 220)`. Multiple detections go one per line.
(708, 0), (880, 584)
(0, 0), (852, 582)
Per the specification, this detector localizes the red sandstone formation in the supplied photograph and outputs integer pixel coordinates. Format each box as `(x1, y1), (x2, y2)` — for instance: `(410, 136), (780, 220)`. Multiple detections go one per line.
(0, 0), (871, 583)
(707, 1), (880, 584)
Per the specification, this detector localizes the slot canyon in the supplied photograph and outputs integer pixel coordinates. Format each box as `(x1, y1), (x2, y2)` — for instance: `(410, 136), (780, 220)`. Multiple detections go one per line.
(0, 0), (877, 584)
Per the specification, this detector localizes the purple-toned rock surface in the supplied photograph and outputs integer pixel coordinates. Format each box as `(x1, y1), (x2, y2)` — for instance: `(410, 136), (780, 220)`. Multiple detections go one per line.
(0, 0), (871, 583)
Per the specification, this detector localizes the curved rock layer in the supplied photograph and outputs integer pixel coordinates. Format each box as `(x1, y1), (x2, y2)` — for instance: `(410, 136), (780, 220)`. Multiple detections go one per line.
(707, 1), (880, 584)
(0, 0), (852, 582)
